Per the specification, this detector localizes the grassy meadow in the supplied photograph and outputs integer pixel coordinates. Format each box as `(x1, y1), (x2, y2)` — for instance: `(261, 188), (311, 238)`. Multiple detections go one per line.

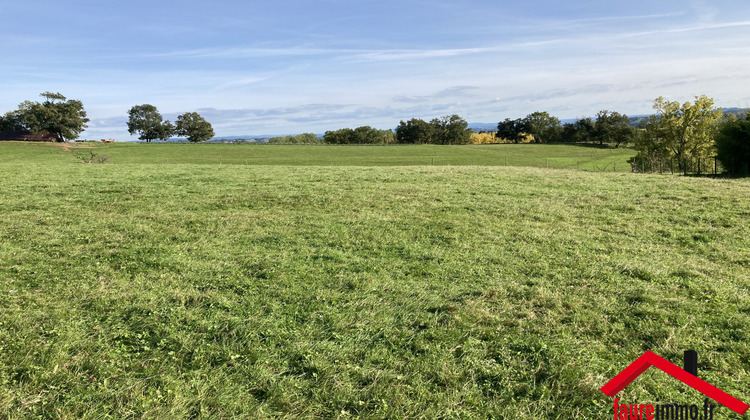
(1, 142), (749, 418)
(0, 142), (635, 171)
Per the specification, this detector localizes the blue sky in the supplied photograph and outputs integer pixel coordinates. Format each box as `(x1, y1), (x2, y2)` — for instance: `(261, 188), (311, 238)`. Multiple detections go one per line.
(2, 0), (749, 139)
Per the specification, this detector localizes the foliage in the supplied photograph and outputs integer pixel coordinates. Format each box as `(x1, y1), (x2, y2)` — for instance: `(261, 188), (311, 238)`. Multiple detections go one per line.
(1, 155), (749, 418)
(633, 96), (722, 174)
(496, 118), (529, 143)
(268, 133), (320, 144)
(593, 110), (636, 147)
(396, 115), (471, 144)
(174, 112), (215, 143)
(469, 132), (502, 144)
(497, 112), (561, 144)
(395, 118), (435, 144)
(429, 114), (472, 144)
(323, 126), (395, 144)
(560, 118), (595, 143)
(126, 104), (174, 142)
(0, 92), (89, 142)
(716, 113), (750, 175)
(524, 111), (562, 143)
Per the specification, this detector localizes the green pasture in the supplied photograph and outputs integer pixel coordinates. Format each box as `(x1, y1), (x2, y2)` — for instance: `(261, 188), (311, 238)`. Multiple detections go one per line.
(0, 142), (635, 171)
(0, 143), (749, 418)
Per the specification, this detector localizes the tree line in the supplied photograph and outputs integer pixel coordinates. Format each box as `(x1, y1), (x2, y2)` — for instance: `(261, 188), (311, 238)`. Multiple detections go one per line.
(1, 92), (748, 175)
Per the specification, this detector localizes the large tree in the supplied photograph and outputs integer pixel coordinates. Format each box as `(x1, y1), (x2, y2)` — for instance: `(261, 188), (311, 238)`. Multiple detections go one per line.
(635, 96), (722, 174)
(1, 92), (89, 142)
(593, 110), (635, 147)
(496, 118), (529, 143)
(430, 114), (472, 145)
(396, 118), (435, 144)
(175, 112), (215, 143)
(524, 111), (561, 143)
(127, 104), (174, 142)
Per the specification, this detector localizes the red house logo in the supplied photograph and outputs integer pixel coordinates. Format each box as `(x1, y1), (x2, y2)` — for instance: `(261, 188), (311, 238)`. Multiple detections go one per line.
(600, 351), (748, 415)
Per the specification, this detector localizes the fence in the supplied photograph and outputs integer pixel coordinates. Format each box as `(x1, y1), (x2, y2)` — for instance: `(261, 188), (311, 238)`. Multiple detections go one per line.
(629, 156), (733, 175)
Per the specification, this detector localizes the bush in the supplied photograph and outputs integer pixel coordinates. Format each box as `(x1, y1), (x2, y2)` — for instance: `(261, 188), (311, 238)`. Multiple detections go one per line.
(77, 151), (110, 164)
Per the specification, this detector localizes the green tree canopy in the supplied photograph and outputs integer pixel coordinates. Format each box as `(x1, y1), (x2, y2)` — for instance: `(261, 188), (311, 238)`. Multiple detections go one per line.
(524, 111), (561, 143)
(323, 126), (394, 144)
(396, 118), (435, 144)
(635, 96), (722, 173)
(0, 92), (89, 142)
(396, 115), (470, 144)
(716, 113), (750, 175)
(430, 114), (472, 145)
(127, 104), (174, 142)
(496, 118), (529, 143)
(175, 112), (215, 143)
(593, 110), (635, 147)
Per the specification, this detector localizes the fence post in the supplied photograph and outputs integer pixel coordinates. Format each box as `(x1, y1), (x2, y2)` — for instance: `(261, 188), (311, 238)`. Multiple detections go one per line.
(714, 158), (717, 175)
(698, 158), (701, 175)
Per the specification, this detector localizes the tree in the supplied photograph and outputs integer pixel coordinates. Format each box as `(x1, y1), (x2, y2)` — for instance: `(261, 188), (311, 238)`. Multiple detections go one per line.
(396, 118), (435, 144)
(593, 110), (635, 147)
(560, 118), (595, 143)
(635, 96), (722, 174)
(716, 113), (750, 175)
(524, 111), (561, 143)
(430, 114), (472, 144)
(323, 126), (395, 144)
(496, 118), (529, 143)
(175, 112), (215, 143)
(127, 104), (174, 142)
(1, 92), (89, 142)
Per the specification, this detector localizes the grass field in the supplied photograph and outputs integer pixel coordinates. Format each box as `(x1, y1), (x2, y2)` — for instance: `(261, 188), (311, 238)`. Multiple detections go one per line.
(0, 142), (636, 171)
(1, 142), (749, 418)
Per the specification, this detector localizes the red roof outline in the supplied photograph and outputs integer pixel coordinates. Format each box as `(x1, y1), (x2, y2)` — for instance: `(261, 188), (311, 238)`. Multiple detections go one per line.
(600, 351), (748, 415)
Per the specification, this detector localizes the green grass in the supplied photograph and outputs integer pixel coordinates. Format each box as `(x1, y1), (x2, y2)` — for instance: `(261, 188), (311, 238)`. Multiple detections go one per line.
(0, 141), (636, 171)
(1, 143), (749, 418)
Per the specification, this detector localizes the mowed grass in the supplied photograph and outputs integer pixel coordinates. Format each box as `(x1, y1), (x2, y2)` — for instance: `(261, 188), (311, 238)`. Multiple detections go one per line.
(0, 144), (749, 418)
(0, 141), (636, 171)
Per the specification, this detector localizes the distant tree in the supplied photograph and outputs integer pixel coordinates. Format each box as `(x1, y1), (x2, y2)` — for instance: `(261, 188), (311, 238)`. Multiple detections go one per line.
(322, 128), (354, 144)
(496, 118), (528, 143)
(175, 112), (215, 143)
(523, 111), (561, 143)
(560, 118), (595, 143)
(127, 104), (174, 142)
(323, 126), (394, 144)
(593, 110), (635, 147)
(430, 114), (472, 144)
(1, 92), (89, 142)
(635, 96), (722, 174)
(396, 118), (435, 144)
(716, 113), (750, 175)
(269, 133), (320, 144)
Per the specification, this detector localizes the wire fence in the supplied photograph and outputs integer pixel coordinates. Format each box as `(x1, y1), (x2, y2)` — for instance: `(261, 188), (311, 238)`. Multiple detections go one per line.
(629, 156), (746, 175)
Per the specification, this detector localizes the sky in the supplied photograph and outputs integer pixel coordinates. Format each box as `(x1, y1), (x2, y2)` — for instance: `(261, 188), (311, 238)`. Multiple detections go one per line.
(1, 0), (749, 139)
